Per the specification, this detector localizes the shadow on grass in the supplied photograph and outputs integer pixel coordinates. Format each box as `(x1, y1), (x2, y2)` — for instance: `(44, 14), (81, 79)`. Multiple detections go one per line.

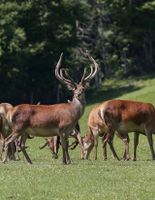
(131, 73), (155, 80)
(86, 84), (142, 105)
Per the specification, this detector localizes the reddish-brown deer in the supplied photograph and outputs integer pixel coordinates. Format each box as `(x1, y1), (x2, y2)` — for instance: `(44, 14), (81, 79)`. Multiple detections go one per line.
(0, 103), (19, 161)
(2, 52), (98, 164)
(99, 99), (155, 161)
(82, 104), (130, 160)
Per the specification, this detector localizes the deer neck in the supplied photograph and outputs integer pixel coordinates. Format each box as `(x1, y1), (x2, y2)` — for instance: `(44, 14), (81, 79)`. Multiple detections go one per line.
(71, 94), (86, 119)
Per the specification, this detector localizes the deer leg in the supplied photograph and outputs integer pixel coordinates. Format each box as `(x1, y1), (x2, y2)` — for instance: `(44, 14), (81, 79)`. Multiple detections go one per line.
(14, 139), (20, 161)
(44, 137), (59, 159)
(53, 136), (59, 159)
(9, 141), (17, 161)
(83, 128), (94, 160)
(60, 134), (71, 165)
(2, 133), (19, 163)
(116, 132), (130, 160)
(123, 134), (130, 160)
(2, 145), (9, 163)
(84, 143), (93, 160)
(69, 140), (79, 150)
(19, 135), (32, 164)
(65, 139), (71, 164)
(145, 130), (155, 160)
(0, 131), (5, 147)
(93, 134), (98, 160)
(133, 132), (139, 161)
(20, 147), (32, 164)
(74, 129), (84, 159)
(102, 134), (107, 160)
(106, 131), (120, 160)
(0, 132), (4, 146)
(39, 140), (48, 149)
(9, 139), (20, 161)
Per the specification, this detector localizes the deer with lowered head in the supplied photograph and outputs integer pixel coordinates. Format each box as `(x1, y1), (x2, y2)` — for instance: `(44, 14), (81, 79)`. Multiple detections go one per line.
(2, 52), (98, 164)
(99, 99), (155, 161)
(39, 123), (81, 159)
(0, 103), (19, 161)
(81, 103), (130, 160)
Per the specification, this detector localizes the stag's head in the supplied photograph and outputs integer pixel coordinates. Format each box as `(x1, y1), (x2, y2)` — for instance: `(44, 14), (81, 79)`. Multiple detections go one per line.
(55, 52), (98, 101)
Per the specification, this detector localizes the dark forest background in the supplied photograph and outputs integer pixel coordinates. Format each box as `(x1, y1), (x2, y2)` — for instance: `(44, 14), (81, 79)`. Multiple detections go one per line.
(0, 0), (155, 104)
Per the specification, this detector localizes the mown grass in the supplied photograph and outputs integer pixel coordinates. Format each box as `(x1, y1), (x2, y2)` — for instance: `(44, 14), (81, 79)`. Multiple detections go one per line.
(1, 76), (155, 200)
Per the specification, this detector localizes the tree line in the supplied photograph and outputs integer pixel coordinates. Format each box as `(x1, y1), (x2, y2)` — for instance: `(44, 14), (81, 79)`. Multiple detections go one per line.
(0, 0), (155, 104)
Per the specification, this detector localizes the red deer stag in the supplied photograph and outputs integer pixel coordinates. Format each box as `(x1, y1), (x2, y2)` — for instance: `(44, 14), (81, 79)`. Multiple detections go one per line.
(2, 52), (98, 164)
(99, 99), (155, 161)
(82, 104), (130, 160)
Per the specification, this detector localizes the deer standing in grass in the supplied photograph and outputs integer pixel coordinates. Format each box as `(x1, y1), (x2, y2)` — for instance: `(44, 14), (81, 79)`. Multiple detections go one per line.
(0, 103), (20, 161)
(0, 103), (35, 162)
(82, 103), (130, 160)
(99, 99), (155, 161)
(39, 123), (81, 159)
(2, 52), (98, 164)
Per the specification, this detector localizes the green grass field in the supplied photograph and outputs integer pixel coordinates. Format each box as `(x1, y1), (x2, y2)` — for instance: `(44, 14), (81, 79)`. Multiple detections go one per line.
(1, 76), (155, 200)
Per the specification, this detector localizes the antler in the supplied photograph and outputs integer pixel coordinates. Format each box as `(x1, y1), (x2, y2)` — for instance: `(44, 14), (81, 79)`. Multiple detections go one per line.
(55, 53), (76, 87)
(80, 51), (99, 85)
(55, 51), (98, 87)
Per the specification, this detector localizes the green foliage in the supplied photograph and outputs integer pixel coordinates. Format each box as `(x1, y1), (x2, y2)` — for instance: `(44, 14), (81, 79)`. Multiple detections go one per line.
(77, 0), (155, 78)
(0, 0), (155, 103)
(0, 0), (88, 103)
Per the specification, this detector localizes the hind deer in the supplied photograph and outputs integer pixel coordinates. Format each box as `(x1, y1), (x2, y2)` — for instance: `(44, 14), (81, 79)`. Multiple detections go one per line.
(99, 99), (155, 161)
(82, 104), (130, 160)
(0, 103), (20, 161)
(39, 123), (81, 159)
(2, 52), (98, 164)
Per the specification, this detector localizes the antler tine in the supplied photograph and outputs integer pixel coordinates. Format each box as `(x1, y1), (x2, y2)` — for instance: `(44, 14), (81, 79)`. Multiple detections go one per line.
(84, 54), (99, 82)
(64, 70), (77, 86)
(79, 50), (98, 84)
(60, 69), (75, 86)
(79, 49), (88, 82)
(82, 65), (93, 82)
(55, 53), (74, 86)
(80, 67), (88, 84)
(55, 53), (65, 84)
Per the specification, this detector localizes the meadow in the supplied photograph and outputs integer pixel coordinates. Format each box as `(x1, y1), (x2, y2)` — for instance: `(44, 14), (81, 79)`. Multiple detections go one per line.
(1, 76), (155, 200)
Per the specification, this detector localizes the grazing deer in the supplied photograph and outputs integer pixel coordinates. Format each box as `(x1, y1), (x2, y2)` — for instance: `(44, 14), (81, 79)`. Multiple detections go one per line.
(0, 103), (20, 161)
(39, 136), (60, 159)
(82, 104), (130, 160)
(39, 123), (81, 159)
(99, 99), (155, 161)
(0, 103), (13, 141)
(2, 52), (98, 164)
